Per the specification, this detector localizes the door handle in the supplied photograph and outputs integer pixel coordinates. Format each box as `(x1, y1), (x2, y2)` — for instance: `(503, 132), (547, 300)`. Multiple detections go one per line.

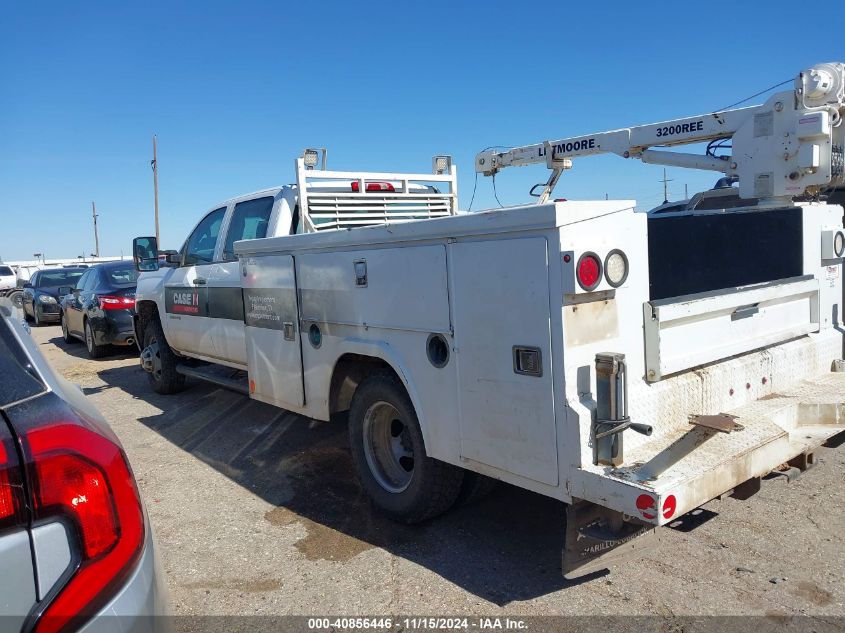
(192, 278), (207, 286)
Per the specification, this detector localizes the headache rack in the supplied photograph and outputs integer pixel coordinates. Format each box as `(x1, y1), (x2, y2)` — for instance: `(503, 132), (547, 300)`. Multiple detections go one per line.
(295, 150), (459, 233)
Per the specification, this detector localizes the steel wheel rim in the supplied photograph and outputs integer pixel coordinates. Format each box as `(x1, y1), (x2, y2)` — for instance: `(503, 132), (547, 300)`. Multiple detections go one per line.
(147, 335), (162, 381)
(85, 322), (94, 352)
(362, 400), (415, 494)
(11, 294), (22, 309)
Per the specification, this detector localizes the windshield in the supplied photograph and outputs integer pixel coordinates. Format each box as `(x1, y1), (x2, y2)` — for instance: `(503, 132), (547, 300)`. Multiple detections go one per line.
(105, 265), (139, 286)
(0, 266), (13, 276)
(35, 270), (84, 288)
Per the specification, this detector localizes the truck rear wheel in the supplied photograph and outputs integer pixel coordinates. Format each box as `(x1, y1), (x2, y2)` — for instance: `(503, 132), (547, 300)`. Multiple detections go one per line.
(349, 373), (464, 524)
(142, 317), (185, 395)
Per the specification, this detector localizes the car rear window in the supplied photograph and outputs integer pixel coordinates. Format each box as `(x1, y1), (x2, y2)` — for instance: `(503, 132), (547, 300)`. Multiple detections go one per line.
(35, 270), (85, 288)
(0, 313), (45, 407)
(105, 265), (139, 286)
(0, 266), (12, 276)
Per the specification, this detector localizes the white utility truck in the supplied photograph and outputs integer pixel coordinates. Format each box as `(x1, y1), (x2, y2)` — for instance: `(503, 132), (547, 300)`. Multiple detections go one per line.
(133, 62), (845, 578)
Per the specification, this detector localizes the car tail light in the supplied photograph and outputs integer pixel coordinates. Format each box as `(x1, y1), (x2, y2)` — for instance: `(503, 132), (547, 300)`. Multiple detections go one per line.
(351, 181), (396, 192)
(0, 429), (25, 530)
(19, 403), (144, 633)
(604, 249), (629, 287)
(576, 252), (602, 291)
(97, 295), (135, 310)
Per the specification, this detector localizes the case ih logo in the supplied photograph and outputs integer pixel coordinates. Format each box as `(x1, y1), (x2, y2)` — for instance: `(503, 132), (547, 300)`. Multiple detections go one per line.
(171, 291), (200, 314)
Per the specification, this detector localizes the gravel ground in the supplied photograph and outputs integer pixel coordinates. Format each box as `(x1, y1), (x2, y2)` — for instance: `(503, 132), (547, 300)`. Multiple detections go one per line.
(29, 324), (845, 626)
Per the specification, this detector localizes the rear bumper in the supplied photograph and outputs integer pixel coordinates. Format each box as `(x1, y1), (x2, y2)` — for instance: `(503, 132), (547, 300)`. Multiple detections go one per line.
(571, 331), (845, 526)
(92, 311), (136, 346)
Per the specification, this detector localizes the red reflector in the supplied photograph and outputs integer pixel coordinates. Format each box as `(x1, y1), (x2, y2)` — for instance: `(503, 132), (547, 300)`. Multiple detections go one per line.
(27, 421), (144, 633)
(576, 253), (602, 291)
(662, 494), (677, 519)
(636, 493), (657, 520)
(98, 295), (135, 310)
(351, 181), (395, 192)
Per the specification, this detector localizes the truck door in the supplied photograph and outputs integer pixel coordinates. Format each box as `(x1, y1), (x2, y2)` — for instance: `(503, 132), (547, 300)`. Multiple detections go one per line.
(207, 195), (276, 366)
(450, 237), (559, 486)
(163, 206), (227, 356)
(241, 254), (304, 408)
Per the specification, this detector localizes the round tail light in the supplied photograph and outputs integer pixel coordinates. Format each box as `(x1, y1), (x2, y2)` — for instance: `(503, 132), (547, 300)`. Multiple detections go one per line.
(604, 249), (629, 287)
(576, 252), (602, 291)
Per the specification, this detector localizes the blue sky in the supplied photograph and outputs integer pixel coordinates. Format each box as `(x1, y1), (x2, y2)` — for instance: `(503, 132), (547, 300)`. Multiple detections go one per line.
(1, 1), (843, 260)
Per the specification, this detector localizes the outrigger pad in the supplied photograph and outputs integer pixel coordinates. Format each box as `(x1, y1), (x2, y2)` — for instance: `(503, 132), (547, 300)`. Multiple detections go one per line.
(688, 413), (744, 433)
(562, 500), (660, 579)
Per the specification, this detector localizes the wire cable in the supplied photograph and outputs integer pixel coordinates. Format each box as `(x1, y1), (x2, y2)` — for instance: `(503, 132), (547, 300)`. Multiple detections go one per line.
(467, 171), (479, 211)
(492, 173), (504, 208)
(717, 78), (792, 111)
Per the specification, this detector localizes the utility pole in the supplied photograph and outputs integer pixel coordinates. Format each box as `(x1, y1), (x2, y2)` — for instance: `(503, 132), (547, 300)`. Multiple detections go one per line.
(660, 168), (673, 204)
(92, 201), (100, 258)
(152, 135), (160, 247)
(684, 183), (689, 199)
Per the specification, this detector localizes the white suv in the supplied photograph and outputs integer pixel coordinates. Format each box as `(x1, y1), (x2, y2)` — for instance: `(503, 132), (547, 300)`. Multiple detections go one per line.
(0, 265), (16, 292)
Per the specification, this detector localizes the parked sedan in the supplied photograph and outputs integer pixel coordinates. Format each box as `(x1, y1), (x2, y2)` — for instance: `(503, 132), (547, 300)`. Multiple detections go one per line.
(21, 268), (85, 326)
(0, 299), (169, 631)
(60, 261), (138, 359)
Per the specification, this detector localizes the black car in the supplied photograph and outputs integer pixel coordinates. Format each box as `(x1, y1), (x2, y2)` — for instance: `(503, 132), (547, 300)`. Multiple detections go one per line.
(21, 268), (85, 326)
(60, 261), (138, 358)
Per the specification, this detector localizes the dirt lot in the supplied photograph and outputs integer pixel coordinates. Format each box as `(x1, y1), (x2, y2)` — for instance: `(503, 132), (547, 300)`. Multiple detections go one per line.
(29, 324), (845, 623)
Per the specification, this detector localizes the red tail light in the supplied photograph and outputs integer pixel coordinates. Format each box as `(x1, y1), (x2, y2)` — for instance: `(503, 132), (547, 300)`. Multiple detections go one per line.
(351, 181), (395, 192)
(22, 411), (144, 633)
(0, 430), (25, 530)
(97, 295), (135, 310)
(576, 252), (602, 291)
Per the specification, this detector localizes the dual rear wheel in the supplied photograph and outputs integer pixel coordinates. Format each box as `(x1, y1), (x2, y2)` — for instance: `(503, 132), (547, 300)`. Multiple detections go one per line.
(348, 373), (496, 524)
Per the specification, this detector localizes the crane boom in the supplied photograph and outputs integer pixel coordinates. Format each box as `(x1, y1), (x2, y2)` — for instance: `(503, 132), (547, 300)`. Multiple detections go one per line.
(476, 62), (845, 204)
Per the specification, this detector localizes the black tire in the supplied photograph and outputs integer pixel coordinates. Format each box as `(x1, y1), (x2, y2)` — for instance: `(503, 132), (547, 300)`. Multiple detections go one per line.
(8, 291), (23, 310)
(142, 316), (185, 395)
(348, 372), (464, 524)
(32, 308), (41, 327)
(84, 319), (108, 359)
(454, 471), (499, 507)
(61, 312), (78, 344)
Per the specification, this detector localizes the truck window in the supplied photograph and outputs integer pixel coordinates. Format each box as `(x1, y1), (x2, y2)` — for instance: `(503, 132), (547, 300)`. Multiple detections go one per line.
(222, 197), (274, 261)
(183, 207), (227, 265)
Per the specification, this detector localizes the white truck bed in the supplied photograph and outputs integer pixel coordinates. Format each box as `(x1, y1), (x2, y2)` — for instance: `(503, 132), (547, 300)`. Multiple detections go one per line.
(235, 199), (845, 530)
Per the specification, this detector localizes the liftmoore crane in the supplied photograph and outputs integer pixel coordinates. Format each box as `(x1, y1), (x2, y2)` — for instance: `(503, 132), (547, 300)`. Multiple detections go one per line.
(475, 62), (845, 205)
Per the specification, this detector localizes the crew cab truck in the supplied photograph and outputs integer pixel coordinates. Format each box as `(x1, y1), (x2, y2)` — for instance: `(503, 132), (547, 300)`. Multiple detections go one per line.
(134, 63), (845, 577)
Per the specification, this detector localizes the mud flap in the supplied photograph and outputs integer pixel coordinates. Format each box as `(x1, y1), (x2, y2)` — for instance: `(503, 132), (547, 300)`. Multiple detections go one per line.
(562, 500), (659, 579)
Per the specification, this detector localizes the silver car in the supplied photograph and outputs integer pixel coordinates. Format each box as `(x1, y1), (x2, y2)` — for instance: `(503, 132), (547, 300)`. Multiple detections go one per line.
(0, 301), (169, 632)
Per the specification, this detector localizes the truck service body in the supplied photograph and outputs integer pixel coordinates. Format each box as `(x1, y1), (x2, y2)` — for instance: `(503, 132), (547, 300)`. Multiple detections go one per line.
(134, 64), (845, 577)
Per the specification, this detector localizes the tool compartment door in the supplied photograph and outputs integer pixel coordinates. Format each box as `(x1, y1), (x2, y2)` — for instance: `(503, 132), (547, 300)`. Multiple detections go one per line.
(241, 254), (304, 408)
(644, 276), (820, 382)
(451, 237), (559, 486)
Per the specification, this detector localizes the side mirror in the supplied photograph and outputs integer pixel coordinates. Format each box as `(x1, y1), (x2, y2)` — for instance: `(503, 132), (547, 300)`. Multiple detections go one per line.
(133, 236), (160, 272)
(165, 252), (182, 265)
(57, 286), (73, 297)
(22, 282), (32, 288)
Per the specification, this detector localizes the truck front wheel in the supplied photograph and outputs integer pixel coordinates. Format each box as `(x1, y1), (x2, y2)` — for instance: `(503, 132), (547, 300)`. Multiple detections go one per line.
(141, 317), (185, 395)
(348, 373), (464, 524)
